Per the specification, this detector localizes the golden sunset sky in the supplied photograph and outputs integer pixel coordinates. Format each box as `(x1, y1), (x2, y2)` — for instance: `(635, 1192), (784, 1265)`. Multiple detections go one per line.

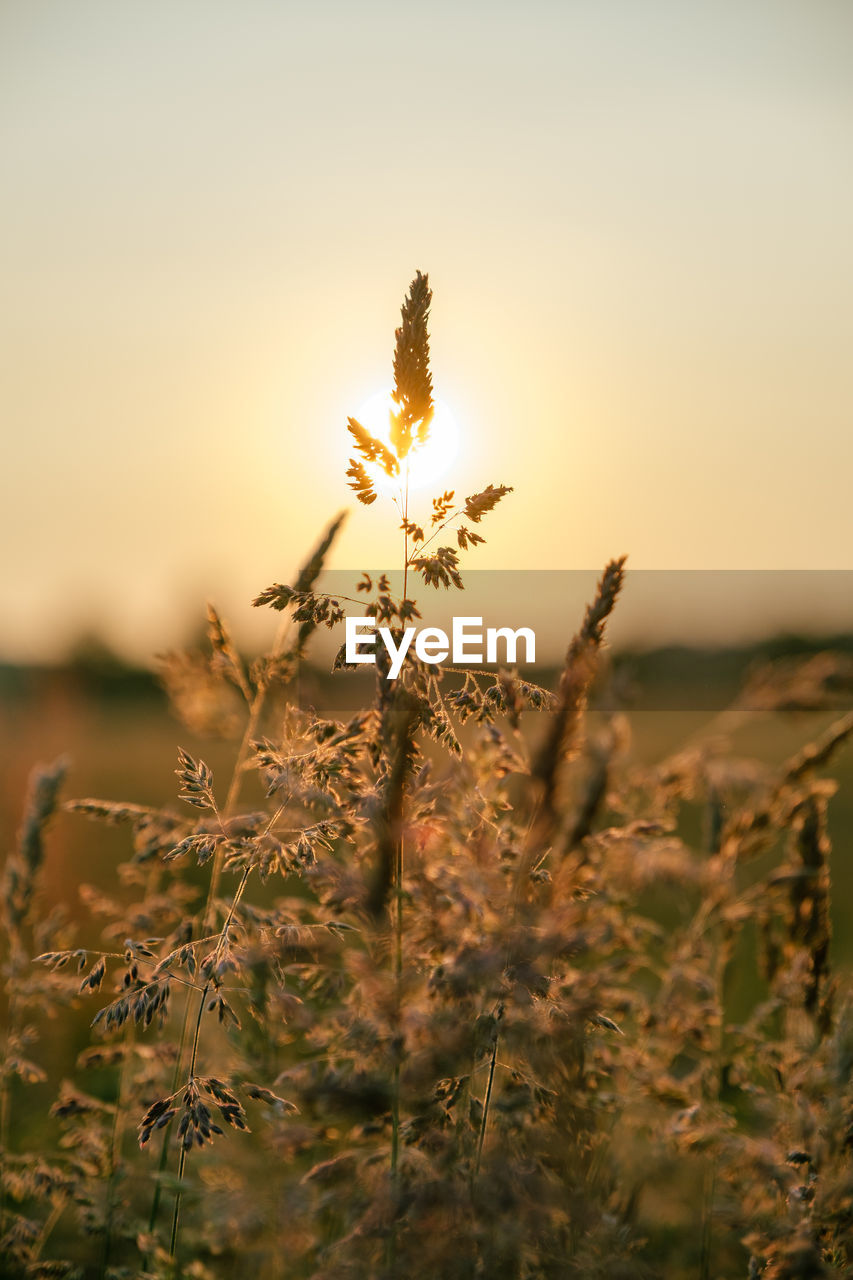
(2, 2), (852, 661)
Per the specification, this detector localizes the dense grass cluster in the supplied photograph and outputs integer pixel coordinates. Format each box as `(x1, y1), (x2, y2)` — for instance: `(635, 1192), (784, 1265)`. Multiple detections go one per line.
(2, 276), (853, 1279)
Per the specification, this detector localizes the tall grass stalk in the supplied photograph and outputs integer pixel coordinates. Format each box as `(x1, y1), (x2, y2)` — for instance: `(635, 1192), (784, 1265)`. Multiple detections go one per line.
(5, 276), (853, 1280)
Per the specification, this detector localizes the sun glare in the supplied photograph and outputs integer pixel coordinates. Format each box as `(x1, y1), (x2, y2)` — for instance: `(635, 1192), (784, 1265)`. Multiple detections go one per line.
(356, 388), (460, 494)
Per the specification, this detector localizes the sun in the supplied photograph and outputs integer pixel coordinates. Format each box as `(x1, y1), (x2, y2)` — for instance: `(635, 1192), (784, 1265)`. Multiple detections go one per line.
(356, 388), (460, 494)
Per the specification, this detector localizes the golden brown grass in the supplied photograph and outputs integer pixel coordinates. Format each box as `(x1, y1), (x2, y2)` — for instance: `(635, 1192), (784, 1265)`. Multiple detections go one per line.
(1, 275), (852, 1280)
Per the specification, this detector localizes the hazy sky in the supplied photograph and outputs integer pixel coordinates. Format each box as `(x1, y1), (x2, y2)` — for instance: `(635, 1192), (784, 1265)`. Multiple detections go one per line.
(2, 1), (852, 661)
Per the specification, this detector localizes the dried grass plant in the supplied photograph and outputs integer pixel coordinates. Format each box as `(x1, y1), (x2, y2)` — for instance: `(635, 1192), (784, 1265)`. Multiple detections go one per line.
(2, 275), (853, 1279)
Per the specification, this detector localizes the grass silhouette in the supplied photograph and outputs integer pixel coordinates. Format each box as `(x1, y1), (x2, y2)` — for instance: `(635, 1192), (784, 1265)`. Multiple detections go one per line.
(2, 275), (853, 1279)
